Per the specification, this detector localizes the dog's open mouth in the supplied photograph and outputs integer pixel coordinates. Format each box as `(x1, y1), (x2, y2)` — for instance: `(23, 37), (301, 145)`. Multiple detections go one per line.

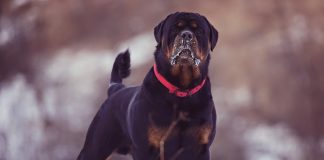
(170, 40), (200, 66)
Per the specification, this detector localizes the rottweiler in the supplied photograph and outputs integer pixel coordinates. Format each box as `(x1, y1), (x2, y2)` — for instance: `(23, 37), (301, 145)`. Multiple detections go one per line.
(77, 12), (218, 160)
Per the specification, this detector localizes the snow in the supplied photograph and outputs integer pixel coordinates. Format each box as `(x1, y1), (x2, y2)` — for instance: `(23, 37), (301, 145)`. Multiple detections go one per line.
(321, 139), (324, 153)
(212, 85), (252, 110)
(244, 124), (303, 160)
(0, 19), (15, 46)
(0, 75), (43, 160)
(12, 0), (29, 8)
(117, 32), (155, 66)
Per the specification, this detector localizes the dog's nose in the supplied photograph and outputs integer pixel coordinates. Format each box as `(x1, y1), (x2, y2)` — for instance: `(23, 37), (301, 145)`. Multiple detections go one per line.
(181, 30), (193, 41)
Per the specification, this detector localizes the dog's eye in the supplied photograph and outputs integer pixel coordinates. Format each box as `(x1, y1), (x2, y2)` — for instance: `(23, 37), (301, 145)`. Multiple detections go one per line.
(177, 22), (184, 27)
(191, 22), (198, 28)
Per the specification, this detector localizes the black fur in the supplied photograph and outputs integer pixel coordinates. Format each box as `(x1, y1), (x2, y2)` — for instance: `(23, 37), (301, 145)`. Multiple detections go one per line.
(77, 12), (218, 160)
(110, 50), (131, 84)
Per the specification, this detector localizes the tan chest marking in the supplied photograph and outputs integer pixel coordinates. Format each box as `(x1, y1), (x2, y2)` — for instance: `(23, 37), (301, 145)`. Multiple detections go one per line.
(148, 124), (213, 149)
(148, 126), (168, 148)
(188, 124), (213, 144)
(148, 111), (190, 149)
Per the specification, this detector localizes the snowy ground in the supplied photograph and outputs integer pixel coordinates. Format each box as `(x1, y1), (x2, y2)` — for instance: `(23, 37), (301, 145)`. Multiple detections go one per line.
(244, 124), (303, 160)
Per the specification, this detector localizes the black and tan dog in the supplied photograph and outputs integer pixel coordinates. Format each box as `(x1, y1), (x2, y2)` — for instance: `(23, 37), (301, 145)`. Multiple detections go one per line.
(77, 12), (218, 160)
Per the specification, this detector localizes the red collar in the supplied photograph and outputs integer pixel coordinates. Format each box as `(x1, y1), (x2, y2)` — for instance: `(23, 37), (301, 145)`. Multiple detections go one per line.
(153, 63), (207, 97)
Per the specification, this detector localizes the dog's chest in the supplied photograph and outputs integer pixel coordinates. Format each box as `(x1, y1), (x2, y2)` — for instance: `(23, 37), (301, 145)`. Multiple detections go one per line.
(147, 110), (213, 150)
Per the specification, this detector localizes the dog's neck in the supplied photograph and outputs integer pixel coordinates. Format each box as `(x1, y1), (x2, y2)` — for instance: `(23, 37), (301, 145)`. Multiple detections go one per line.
(170, 64), (201, 88)
(153, 63), (207, 97)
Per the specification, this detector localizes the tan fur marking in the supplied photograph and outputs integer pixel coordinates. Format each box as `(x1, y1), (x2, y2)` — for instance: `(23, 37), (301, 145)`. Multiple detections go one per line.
(177, 21), (184, 27)
(192, 65), (201, 79)
(188, 124), (212, 144)
(148, 126), (167, 148)
(180, 65), (193, 87)
(171, 64), (191, 88)
(170, 63), (180, 76)
(165, 49), (172, 60)
(162, 37), (173, 60)
(196, 49), (206, 62)
(199, 125), (212, 144)
(191, 22), (198, 28)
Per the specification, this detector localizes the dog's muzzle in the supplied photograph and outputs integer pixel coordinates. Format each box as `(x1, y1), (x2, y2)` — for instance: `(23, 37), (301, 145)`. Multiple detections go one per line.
(170, 30), (200, 66)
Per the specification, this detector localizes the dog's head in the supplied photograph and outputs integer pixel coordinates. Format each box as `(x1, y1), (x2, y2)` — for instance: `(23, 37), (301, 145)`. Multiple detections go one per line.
(154, 12), (218, 89)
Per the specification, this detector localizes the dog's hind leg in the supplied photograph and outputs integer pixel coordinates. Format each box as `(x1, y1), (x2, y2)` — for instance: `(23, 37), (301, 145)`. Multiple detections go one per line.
(77, 100), (124, 160)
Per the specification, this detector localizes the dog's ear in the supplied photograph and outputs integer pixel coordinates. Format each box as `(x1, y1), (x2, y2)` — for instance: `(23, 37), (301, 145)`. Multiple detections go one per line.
(203, 17), (218, 51)
(154, 19), (165, 44)
(154, 13), (178, 44)
(209, 24), (218, 51)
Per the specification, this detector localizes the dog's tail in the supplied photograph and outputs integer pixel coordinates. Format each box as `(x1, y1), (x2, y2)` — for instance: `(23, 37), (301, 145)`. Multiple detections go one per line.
(108, 50), (131, 96)
(110, 50), (131, 83)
